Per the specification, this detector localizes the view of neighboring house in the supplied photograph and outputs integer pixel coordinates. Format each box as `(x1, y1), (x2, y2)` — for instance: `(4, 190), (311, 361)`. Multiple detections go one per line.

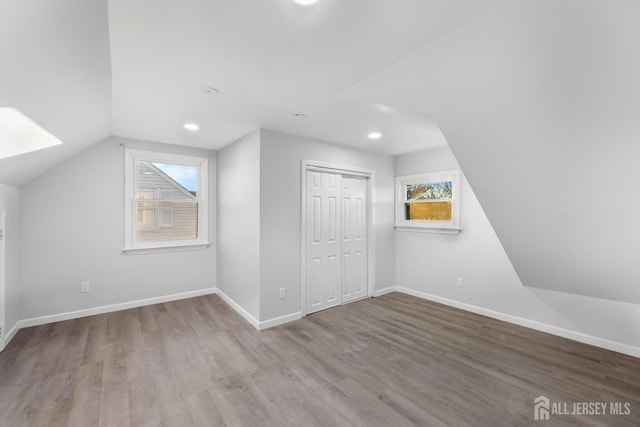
(136, 162), (198, 242)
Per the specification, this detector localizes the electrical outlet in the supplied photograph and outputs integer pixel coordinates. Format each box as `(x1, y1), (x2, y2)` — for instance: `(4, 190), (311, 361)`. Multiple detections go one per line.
(279, 287), (286, 299)
(456, 277), (463, 288)
(81, 281), (91, 293)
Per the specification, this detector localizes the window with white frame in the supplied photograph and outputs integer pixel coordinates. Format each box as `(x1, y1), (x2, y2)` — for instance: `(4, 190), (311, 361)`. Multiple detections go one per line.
(124, 148), (209, 252)
(395, 169), (461, 233)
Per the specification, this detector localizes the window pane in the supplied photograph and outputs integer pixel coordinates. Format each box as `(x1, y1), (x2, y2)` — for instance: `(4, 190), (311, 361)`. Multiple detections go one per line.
(406, 182), (452, 200)
(158, 189), (174, 228)
(136, 161), (199, 242)
(404, 201), (452, 221)
(152, 162), (198, 195)
(136, 201), (198, 242)
(136, 189), (157, 228)
(138, 162), (197, 200)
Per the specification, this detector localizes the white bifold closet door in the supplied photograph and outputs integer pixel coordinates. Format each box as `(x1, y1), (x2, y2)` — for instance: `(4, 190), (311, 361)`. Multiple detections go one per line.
(306, 171), (368, 315)
(340, 176), (367, 303)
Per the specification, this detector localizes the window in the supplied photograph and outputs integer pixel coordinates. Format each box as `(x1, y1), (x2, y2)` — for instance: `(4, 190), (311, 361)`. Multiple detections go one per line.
(124, 148), (209, 252)
(395, 169), (461, 233)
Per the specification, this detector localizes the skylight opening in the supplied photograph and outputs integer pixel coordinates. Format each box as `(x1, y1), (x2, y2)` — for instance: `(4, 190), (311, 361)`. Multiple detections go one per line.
(0, 108), (63, 160)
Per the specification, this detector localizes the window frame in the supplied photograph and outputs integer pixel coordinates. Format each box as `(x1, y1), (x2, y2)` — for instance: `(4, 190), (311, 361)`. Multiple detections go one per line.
(124, 148), (209, 253)
(395, 169), (461, 234)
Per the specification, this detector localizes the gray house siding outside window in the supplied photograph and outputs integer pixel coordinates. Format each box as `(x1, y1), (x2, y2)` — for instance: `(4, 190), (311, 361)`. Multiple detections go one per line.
(136, 162), (198, 242)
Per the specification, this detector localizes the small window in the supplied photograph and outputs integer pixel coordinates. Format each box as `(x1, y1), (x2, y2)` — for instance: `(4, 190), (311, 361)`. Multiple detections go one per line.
(395, 169), (461, 233)
(124, 149), (209, 252)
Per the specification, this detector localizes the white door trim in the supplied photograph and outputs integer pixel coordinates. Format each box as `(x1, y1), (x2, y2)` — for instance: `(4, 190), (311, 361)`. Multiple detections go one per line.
(300, 160), (375, 317)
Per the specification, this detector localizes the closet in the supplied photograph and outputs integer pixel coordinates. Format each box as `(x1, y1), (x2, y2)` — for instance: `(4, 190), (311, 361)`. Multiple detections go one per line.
(305, 169), (369, 314)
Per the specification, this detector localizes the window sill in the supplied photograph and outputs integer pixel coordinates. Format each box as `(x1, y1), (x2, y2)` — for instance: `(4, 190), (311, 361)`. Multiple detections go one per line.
(122, 242), (211, 255)
(395, 227), (462, 235)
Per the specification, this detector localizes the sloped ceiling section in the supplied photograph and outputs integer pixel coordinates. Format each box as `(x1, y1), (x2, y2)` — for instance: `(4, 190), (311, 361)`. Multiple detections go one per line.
(0, 0), (112, 187)
(0, 0), (498, 185)
(345, 0), (640, 304)
(107, 0), (497, 154)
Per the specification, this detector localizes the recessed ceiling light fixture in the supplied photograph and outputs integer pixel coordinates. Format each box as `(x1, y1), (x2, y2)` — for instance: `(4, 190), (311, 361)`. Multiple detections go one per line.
(294, 0), (320, 5)
(203, 86), (219, 95)
(183, 122), (200, 132)
(0, 108), (63, 159)
(368, 132), (382, 140)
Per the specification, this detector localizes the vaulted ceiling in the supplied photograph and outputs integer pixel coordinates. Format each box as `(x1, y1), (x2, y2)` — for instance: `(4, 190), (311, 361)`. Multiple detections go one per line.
(2, 0), (639, 305)
(0, 0), (501, 186)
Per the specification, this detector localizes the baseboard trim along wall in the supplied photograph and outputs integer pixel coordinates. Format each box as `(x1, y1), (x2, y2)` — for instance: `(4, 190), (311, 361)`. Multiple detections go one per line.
(1, 288), (217, 351)
(373, 287), (396, 297)
(19, 287), (218, 329)
(215, 288), (302, 330)
(259, 311), (303, 329)
(394, 286), (640, 359)
(1, 322), (21, 352)
(1, 286), (303, 352)
(215, 288), (260, 329)
(7, 284), (635, 359)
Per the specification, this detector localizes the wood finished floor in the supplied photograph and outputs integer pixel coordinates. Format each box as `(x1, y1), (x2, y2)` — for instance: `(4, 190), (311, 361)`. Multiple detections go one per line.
(0, 293), (639, 427)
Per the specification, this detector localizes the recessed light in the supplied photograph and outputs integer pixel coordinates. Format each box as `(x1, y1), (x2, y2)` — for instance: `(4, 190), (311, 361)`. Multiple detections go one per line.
(368, 132), (382, 140)
(184, 122), (200, 132)
(294, 0), (320, 5)
(203, 86), (219, 95)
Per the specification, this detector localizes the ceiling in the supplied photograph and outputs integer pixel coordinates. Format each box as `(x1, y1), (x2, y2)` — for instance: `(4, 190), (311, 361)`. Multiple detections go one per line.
(0, 0), (502, 186)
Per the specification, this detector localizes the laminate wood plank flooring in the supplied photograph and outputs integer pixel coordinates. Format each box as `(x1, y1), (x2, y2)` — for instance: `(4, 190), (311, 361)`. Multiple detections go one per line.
(1, 292), (638, 426)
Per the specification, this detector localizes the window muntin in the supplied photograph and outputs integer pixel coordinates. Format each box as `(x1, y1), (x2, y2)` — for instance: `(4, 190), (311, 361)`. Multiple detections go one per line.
(395, 170), (461, 232)
(124, 149), (209, 251)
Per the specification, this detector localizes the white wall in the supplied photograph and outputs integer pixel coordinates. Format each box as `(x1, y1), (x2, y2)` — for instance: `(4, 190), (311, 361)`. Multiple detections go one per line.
(259, 129), (395, 321)
(395, 146), (640, 353)
(217, 131), (261, 320)
(0, 184), (21, 345)
(20, 137), (217, 319)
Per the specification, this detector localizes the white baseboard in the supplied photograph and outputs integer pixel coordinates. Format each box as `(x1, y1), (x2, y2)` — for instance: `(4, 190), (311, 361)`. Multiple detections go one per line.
(5, 284), (637, 359)
(215, 288), (301, 330)
(1, 288), (218, 352)
(1, 321), (20, 351)
(374, 286), (396, 297)
(215, 288), (260, 330)
(1, 286), (304, 353)
(259, 311), (302, 329)
(394, 286), (640, 359)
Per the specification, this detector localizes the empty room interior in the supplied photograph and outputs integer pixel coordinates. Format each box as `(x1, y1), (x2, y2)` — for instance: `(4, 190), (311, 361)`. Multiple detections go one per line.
(1, 0), (639, 426)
